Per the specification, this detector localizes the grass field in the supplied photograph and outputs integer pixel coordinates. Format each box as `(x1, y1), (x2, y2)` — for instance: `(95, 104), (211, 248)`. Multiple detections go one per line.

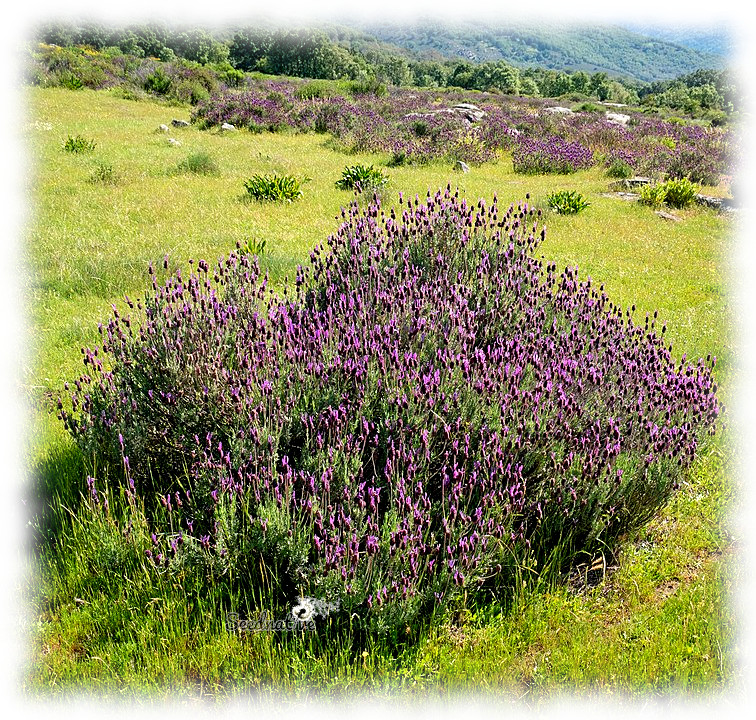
(22, 86), (739, 702)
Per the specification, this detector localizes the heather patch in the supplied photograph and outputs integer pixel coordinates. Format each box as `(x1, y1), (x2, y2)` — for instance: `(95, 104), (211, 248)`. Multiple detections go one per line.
(190, 79), (733, 183)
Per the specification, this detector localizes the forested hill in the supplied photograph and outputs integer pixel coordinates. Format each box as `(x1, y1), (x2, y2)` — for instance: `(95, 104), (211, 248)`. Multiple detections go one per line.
(617, 24), (732, 58)
(351, 20), (725, 83)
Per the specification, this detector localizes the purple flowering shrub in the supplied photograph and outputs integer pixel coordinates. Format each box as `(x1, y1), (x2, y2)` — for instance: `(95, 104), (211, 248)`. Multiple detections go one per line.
(512, 136), (594, 174)
(60, 188), (721, 634)
(188, 78), (736, 183)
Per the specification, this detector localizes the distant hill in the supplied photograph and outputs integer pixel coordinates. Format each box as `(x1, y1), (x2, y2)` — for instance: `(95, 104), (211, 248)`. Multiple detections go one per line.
(352, 19), (725, 83)
(618, 24), (732, 58)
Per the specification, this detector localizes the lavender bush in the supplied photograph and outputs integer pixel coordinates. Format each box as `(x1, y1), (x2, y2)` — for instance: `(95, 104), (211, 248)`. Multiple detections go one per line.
(512, 136), (594, 174)
(60, 188), (721, 634)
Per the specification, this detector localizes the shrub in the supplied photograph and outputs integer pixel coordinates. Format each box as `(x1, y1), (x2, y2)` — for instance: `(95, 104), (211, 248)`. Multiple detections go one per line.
(177, 151), (219, 176)
(57, 70), (84, 90)
(296, 81), (337, 100)
(335, 164), (389, 192)
(639, 177), (699, 209)
(60, 188), (720, 636)
(144, 67), (172, 95)
(638, 183), (668, 208)
(546, 190), (590, 214)
(606, 158), (633, 179)
(707, 110), (728, 128)
(665, 149), (720, 186)
(313, 103), (348, 135)
(238, 237), (267, 256)
(174, 80), (210, 105)
(88, 161), (120, 185)
(512, 136), (594, 174)
(347, 78), (388, 97)
(243, 174), (303, 202)
(63, 134), (96, 153)
(387, 149), (408, 167)
(213, 63), (245, 88)
(411, 120), (429, 137)
(661, 177), (698, 208)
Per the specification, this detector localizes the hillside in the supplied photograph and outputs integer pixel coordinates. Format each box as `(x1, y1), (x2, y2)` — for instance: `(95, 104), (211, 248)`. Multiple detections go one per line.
(618, 23), (732, 58)
(353, 19), (725, 83)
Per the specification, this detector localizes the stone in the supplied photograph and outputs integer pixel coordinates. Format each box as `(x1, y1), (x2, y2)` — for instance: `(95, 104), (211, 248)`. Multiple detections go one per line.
(221, 122), (237, 131)
(171, 119), (190, 127)
(655, 210), (681, 222)
(605, 112), (630, 126)
(545, 106), (574, 115)
(720, 197), (737, 211)
(456, 160), (471, 173)
(403, 103), (486, 125)
(158, 124), (169, 133)
(168, 138), (182, 146)
(695, 193), (722, 210)
(695, 193), (738, 212)
(453, 103), (486, 122)
(405, 109), (454, 119)
(601, 192), (639, 201)
(609, 176), (652, 191)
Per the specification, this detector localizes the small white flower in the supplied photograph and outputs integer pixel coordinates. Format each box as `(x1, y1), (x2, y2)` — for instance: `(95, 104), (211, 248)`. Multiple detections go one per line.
(291, 597), (315, 623)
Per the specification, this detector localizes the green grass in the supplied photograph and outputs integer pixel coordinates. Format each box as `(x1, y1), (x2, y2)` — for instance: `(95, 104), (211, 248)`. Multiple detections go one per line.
(22, 86), (739, 701)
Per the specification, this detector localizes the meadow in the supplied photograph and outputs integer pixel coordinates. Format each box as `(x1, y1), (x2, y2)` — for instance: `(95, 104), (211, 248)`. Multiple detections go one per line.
(23, 85), (738, 701)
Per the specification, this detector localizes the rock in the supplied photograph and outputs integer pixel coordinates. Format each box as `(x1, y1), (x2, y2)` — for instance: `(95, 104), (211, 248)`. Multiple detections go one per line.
(456, 160), (470, 173)
(655, 210), (681, 222)
(695, 193), (722, 210)
(601, 192), (639, 201)
(168, 138), (182, 146)
(695, 193), (738, 212)
(404, 104), (486, 125)
(171, 119), (190, 127)
(157, 124), (169, 133)
(605, 112), (630, 126)
(405, 109), (452, 120)
(453, 103), (486, 122)
(720, 197), (737, 211)
(609, 176), (652, 191)
(221, 122), (237, 131)
(545, 106), (574, 115)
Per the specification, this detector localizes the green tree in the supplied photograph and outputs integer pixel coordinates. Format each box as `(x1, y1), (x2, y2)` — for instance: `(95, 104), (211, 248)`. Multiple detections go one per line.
(519, 76), (540, 96)
(170, 28), (215, 64)
(590, 72), (611, 101)
(228, 27), (272, 71)
(409, 60), (449, 87)
(571, 70), (590, 94)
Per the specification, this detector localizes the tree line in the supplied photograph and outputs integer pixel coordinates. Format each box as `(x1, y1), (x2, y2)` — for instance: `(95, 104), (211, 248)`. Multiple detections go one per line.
(32, 21), (738, 115)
